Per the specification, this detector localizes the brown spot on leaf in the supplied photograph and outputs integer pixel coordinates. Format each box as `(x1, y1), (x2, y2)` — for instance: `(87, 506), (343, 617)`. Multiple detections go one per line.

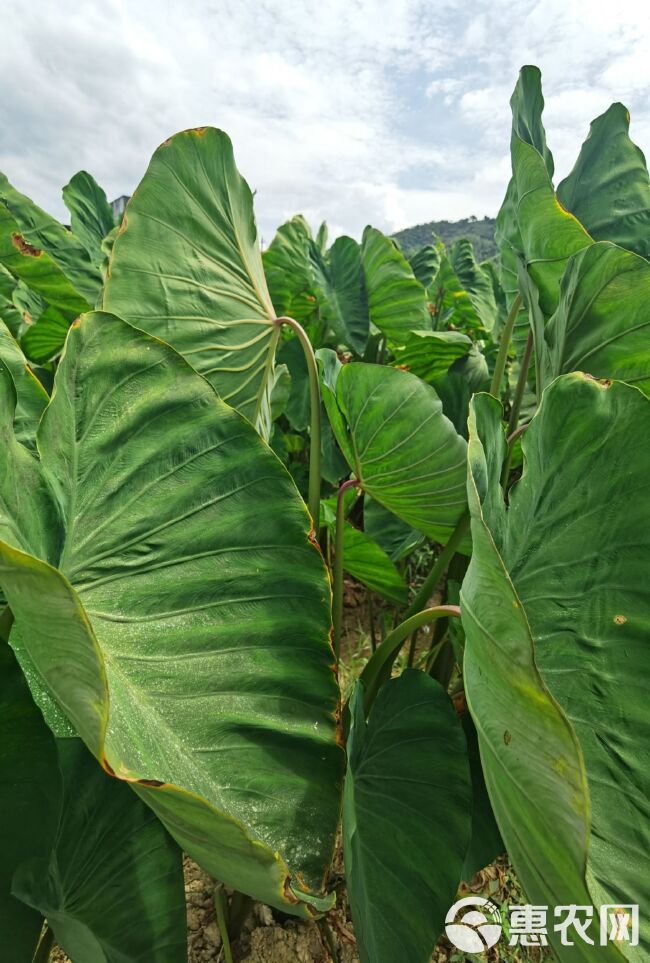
(138, 777), (165, 788)
(11, 233), (41, 257)
(70, 316), (82, 328)
(583, 372), (612, 388)
(503, 730), (512, 746)
(282, 877), (300, 905)
(614, 614), (627, 625)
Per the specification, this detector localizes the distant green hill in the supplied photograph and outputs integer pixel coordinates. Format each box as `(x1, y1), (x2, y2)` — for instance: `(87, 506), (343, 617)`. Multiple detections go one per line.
(393, 215), (497, 263)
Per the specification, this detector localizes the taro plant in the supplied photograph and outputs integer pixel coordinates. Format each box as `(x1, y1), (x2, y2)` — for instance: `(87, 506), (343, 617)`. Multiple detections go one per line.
(1, 62), (650, 963)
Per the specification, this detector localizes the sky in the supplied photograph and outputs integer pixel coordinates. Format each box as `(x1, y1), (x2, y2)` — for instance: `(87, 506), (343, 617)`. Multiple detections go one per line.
(1, 0), (649, 243)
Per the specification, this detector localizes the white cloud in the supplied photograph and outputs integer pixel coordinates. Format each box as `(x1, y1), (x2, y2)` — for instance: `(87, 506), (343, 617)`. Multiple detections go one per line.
(0, 0), (648, 242)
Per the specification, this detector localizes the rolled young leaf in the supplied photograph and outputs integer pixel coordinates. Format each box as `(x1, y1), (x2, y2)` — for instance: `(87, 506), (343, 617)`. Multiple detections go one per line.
(103, 128), (280, 437)
(0, 311), (344, 916)
(462, 377), (650, 960)
(343, 671), (471, 963)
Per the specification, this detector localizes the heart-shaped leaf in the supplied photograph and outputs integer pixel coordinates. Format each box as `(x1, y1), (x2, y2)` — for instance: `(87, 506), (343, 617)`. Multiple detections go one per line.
(321, 357), (468, 545)
(103, 128), (280, 437)
(0, 311), (343, 915)
(361, 227), (429, 344)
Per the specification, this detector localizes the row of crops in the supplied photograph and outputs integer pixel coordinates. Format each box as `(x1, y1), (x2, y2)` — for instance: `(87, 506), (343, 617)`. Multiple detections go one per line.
(0, 65), (649, 962)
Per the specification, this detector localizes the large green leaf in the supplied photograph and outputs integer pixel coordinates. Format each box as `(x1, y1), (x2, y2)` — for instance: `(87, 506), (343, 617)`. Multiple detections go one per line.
(0, 173), (101, 306)
(509, 134), (591, 319)
(462, 377), (650, 960)
(392, 329), (472, 381)
(0, 311), (343, 915)
(343, 671), (471, 963)
(311, 235), (369, 355)
(0, 639), (60, 960)
(103, 127), (280, 436)
(262, 215), (318, 323)
(542, 242), (650, 394)
(557, 103), (650, 259)
(321, 361), (468, 544)
(14, 739), (186, 963)
(0, 318), (48, 448)
(62, 171), (116, 270)
(361, 227), (429, 344)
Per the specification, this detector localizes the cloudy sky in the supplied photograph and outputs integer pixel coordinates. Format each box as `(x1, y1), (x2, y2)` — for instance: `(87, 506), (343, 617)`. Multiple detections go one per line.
(2, 0), (649, 242)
